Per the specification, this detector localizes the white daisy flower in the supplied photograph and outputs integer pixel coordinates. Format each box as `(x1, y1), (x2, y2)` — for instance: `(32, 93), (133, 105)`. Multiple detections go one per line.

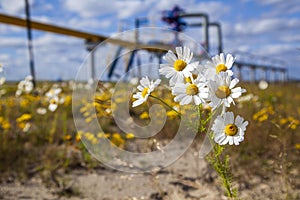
(45, 87), (62, 99)
(36, 107), (47, 115)
(159, 46), (199, 85)
(48, 96), (59, 112)
(0, 77), (5, 86)
(204, 53), (235, 79)
(0, 89), (6, 97)
(208, 72), (246, 109)
(15, 76), (34, 97)
(22, 122), (31, 133)
(50, 95), (65, 112)
(25, 75), (33, 81)
(183, 66), (206, 84)
(172, 76), (209, 105)
(212, 111), (248, 145)
(132, 76), (161, 107)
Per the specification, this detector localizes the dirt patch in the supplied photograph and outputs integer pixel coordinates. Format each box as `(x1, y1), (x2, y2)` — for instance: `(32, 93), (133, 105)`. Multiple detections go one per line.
(0, 146), (299, 200)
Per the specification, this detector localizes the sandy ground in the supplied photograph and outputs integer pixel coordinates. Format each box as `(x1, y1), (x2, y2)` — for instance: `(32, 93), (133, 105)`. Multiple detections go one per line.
(0, 145), (299, 200)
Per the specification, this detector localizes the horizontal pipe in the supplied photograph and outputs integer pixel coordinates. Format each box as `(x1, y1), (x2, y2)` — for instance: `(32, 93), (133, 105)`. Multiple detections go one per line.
(0, 13), (172, 53)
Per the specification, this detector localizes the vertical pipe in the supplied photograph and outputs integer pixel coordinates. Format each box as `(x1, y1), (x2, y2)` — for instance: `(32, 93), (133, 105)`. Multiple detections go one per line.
(134, 18), (139, 77)
(135, 19), (139, 44)
(284, 70), (288, 82)
(187, 22), (222, 54)
(179, 13), (209, 53)
(216, 23), (223, 54)
(281, 70), (286, 82)
(270, 69), (275, 83)
(202, 17), (209, 52)
(25, 0), (36, 87)
(250, 66), (255, 82)
(263, 68), (267, 81)
(236, 64), (242, 81)
(91, 50), (95, 80)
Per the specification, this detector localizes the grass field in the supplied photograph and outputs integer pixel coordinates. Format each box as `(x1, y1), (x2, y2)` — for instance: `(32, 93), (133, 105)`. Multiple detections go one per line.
(0, 80), (299, 199)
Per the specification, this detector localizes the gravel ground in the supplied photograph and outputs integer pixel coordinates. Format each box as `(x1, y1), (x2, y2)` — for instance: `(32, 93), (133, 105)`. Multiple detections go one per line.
(0, 145), (299, 200)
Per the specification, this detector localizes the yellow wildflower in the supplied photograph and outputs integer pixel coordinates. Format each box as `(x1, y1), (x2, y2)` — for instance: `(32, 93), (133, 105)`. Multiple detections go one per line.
(16, 113), (32, 123)
(85, 116), (93, 123)
(139, 111), (149, 119)
(279, 118), (288, 125)
(111, 133), (125, 147)
(64, 134), (72, 141)
(18, 122), (26, 129)
(97, 132), (106, 138)
(63, 95), (72, 106)
(76, 131), (83, 142)
(125, 133), (135, 139)
(20, 99), (30, 108)
(295, 143), (300, 150)
(83, 112), (90, 117)
(0, 117), (11, 130)
(290, 124), (297, 130)
(167, 110), (178, 119)
(258, 114), (268, 122)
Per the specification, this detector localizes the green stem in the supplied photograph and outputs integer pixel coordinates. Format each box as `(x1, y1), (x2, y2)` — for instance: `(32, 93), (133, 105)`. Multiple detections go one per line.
(49, 111), (58, 143)
(149, 94), (181, 116)
(218, 156), (234, 198)
(207, 131), (235, 198)
(62, 111), (67, 136)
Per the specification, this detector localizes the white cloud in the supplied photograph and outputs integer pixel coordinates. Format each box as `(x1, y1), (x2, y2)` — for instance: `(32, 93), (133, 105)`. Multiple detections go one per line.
(0, 0), (37, 17)
(64, 0), (117, 18)
(280, 35), (300, 43)
(64, 0), (155, 20)
(67, 18), (112, 32)
(0, 36), (26, 47)
(233, 17), (300, 35)
(185, 1), (231, 21)
(32, 15), (53, 24)
(115, 0), (144, 19)
(1, 33), (86, 80)
(255, 44), (293, 55)
(255, 0), (300, 17)
(33, 33), (81, 47)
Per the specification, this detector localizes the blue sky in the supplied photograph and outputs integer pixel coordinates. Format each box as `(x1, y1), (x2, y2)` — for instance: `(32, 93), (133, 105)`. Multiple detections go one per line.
(0, 0), (300, 81)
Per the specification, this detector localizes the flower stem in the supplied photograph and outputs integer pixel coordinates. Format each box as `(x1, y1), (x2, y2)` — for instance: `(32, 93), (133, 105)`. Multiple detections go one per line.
(206, 131), (236, 199)
(49, 111), (58, 143)
(149, 94), (181, 116)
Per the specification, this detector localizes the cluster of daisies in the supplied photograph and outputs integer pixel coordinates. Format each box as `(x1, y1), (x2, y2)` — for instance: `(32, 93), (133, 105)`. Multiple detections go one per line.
(15, 75), (65, 112)
(132, 46), (248, 146)
(16, 75), (34, 97)
(45, 85), (65, 112)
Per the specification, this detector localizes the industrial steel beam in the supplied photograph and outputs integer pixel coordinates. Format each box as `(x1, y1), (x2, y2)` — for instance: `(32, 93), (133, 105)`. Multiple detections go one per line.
(0, 13), (171, 53)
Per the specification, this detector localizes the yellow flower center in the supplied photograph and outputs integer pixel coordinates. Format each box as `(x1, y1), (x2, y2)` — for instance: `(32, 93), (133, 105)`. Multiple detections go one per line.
(174, 60), (187, 71)
(141, 87), (149, 98)
(215, 86), (231, 98)
(186, 84), (199, 95)
(216, 64), (227, 73)
(50, 99), (57, 104)
(185, 74), (198, 83)
(225, 124), (238, 136)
